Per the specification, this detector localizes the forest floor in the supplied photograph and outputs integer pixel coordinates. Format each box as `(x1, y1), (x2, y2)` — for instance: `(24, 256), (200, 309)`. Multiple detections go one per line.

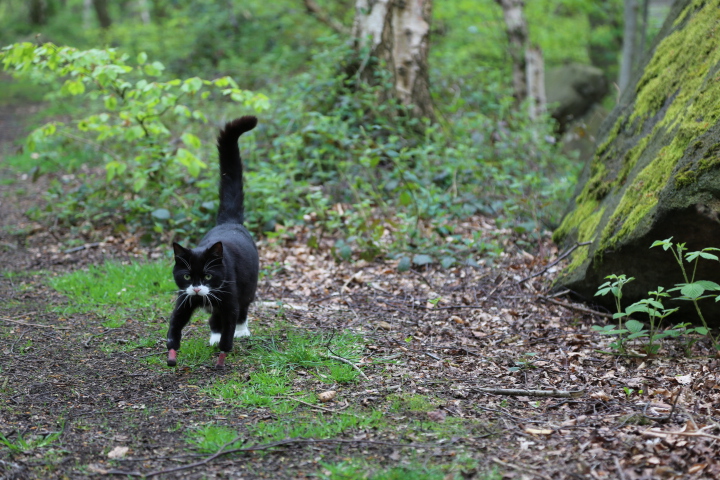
(2, 105), (720, 480)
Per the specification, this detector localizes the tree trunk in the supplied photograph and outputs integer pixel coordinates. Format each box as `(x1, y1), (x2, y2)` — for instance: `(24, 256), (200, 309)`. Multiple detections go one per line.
(29, 0), (48, 25)
(495, 0), (529, 103)
(352, 0), (434, 121)
(525, 46), (545, 120)
(619, 0), (638, 94)
(92, 0), (112, 28)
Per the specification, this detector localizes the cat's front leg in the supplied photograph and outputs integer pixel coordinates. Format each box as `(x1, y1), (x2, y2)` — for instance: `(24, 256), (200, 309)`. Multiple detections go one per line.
(166, 297), (193, 366)
(216, 308), (239, 367)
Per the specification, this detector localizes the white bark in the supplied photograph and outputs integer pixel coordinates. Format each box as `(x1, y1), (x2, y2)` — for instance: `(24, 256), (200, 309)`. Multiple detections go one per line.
(352, 0), (433, 120)
(525, 46), (545, 120)
(619, 0), (638, 94)
(496, 0), (529, 103)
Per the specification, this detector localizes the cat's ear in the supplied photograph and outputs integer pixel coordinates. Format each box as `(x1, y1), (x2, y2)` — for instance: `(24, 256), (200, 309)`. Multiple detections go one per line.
(173, 242), (189, 257)
(208, 241), (224, 258)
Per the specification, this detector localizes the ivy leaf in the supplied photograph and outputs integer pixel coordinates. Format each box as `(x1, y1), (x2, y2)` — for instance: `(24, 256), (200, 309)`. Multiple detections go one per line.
(412, 254), (433, 266)
(151, 209), (171, 220)
(440, 256), (456, 269)
(397, 256), (411, 272)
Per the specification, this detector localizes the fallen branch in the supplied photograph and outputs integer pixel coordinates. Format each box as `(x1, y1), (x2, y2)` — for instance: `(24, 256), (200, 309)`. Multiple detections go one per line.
(472, 387), (584, 398)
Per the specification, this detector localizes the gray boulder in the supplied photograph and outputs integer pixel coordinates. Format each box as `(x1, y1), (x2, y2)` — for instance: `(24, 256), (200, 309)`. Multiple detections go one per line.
(553, 0), (720, 323)
(546, 63), (609, 133)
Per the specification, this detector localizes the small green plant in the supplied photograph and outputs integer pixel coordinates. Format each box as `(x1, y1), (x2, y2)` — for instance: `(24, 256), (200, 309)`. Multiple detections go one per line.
(593, 238), (720, 355)
(651, 238), (718, 347)
(594, 274), (635, 352)
(0, 429), (62, 454)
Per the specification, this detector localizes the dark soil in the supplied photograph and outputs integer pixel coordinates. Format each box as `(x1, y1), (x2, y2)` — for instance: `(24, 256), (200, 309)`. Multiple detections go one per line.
(3, 106), (720, 480)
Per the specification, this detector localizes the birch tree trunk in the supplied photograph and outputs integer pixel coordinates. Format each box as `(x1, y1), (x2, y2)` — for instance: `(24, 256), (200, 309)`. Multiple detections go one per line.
(619, 0), (638, 94)
(525, 46), (545, 120)
(495, 0), (528, 103)
(352, 0), (434, 120)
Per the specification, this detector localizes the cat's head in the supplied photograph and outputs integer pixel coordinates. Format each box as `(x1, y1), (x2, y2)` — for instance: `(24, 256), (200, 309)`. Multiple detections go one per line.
(172, 241), (226, 298)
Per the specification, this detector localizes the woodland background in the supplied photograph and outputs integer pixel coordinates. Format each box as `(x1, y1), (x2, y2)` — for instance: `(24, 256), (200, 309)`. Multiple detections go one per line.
(7, 1), (720, 480)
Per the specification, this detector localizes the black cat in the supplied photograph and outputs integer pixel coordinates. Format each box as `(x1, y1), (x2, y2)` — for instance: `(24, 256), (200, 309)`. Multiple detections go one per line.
(166, 116), (259, 367)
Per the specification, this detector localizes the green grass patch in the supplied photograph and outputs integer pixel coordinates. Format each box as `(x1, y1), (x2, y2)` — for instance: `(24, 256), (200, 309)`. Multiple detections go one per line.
(49, 260), (175, 325)
(388, 393), (437, 413)
(185, 425), (243, 454)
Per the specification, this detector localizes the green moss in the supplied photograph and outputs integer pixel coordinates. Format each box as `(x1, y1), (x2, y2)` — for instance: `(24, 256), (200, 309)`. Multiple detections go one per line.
(674, 166), (697, 188)
(566, 206), (606, 271)
(557, 1), (720, 265)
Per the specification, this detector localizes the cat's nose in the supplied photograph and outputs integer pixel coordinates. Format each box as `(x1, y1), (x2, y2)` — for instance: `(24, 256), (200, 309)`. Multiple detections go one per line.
(193, 287), (200, 292)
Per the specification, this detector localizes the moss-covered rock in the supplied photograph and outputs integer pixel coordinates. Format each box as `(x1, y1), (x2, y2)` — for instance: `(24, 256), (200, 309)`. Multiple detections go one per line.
(553, 0), (720, 323)
(546, 63), (609, 133)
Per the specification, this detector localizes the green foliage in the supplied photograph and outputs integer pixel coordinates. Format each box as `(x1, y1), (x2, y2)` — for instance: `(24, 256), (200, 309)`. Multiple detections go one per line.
(1, 42), (268, 234)
(0, 429), (62, 454)
(593, 238), (720, 355)
(2, 3), (585, 264)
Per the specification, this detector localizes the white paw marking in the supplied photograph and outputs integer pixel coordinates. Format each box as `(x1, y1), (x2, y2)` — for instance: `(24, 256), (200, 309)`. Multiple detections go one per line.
(209, 332), (221, 346)
(186, 285), (210, 296)
(234, 324), (251, 338)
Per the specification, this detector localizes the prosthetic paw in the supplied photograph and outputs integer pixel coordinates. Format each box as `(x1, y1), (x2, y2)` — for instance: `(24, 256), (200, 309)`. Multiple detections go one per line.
(167, 349), (178, 367)
(216, 352), (228, 368)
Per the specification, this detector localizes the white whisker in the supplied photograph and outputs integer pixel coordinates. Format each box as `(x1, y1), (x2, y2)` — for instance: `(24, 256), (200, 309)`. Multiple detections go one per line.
(175, 256), (191, 270)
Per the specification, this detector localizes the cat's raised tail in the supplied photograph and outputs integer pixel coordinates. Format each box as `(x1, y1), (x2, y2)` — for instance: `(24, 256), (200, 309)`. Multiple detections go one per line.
(216, 115), (258, 225)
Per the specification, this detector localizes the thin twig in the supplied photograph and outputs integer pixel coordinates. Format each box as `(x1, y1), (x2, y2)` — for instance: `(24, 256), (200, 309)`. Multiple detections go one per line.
(323, 353), (369, 381)
(644, 387), (681, 423)
(0, 317), (71, 330)
(539, 296), (613, 318)
(276, 396), (347, 414)
(302, 0), (350, 35)
(517, 241), (592, 284)
(614, 457), (627, 480)
(643, 427), (720, 442)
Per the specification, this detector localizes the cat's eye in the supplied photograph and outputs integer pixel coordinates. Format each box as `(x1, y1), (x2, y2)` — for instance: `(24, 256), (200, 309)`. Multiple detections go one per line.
(204, 274), (212, 280)
(183, 274), (191, 280)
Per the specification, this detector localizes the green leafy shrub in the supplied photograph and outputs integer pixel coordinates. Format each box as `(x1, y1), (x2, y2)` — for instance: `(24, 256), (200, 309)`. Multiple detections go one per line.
(1, 42), (268, 236)
(593, 238), (720, 355)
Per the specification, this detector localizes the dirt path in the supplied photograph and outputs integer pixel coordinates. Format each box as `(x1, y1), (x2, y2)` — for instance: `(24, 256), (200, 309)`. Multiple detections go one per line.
(3, 106), (720, 479)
